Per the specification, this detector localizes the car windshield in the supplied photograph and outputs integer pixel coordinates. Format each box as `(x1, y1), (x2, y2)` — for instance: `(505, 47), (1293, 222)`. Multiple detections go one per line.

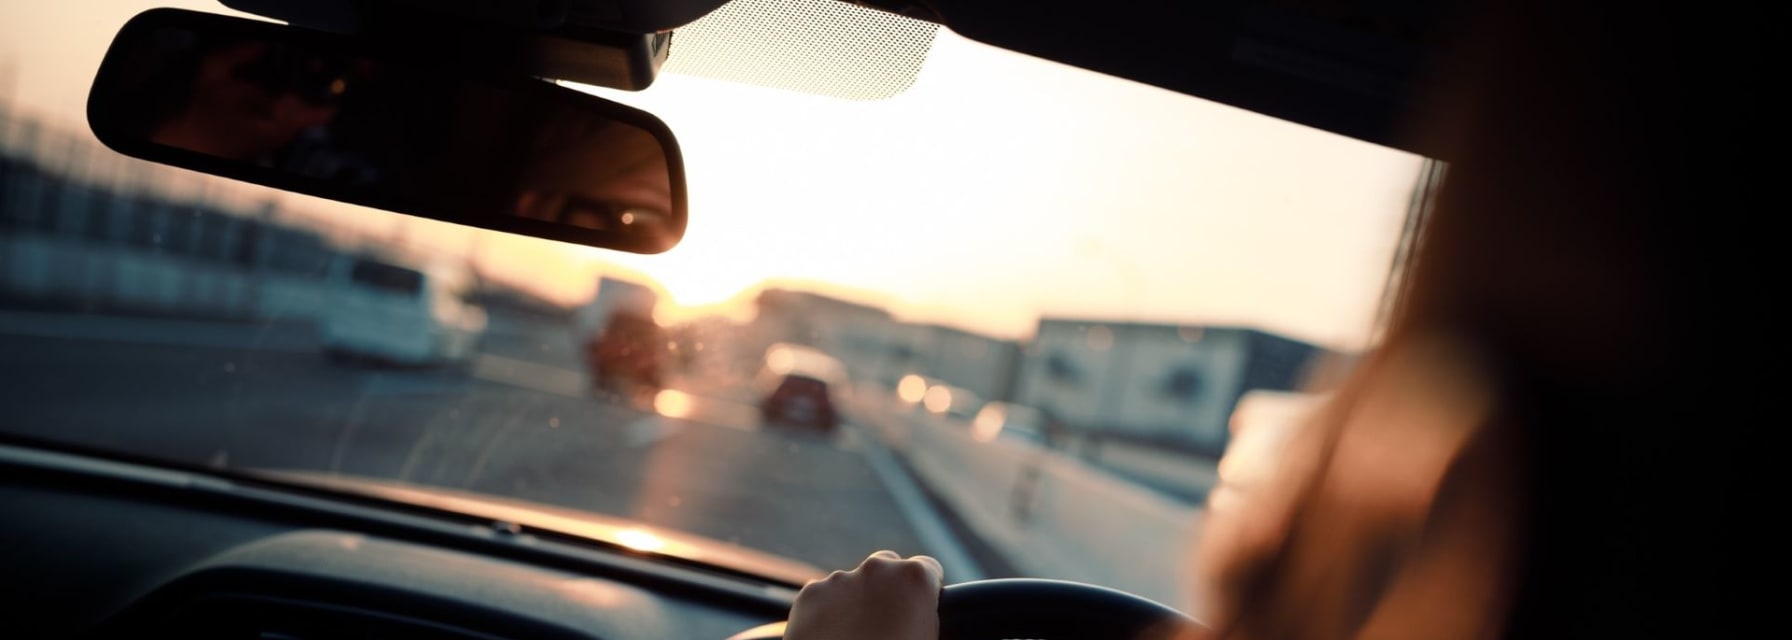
(0, 0), (1428, 608)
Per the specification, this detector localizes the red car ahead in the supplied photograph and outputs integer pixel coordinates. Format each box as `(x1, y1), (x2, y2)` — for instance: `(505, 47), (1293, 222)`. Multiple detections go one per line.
(756, 344), (847, 432)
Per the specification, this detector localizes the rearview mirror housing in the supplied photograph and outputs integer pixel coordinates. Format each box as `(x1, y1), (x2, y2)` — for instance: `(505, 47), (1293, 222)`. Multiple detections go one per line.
(87, 8), (688, 254)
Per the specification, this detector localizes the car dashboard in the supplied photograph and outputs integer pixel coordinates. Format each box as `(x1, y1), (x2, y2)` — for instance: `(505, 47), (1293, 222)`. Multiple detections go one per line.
(0, 442), (792, 639)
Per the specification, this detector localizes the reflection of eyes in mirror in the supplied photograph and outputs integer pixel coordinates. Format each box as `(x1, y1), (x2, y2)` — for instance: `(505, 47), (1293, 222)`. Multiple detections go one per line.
(511, 192), (670, 232)
(506, 109), (674, 233)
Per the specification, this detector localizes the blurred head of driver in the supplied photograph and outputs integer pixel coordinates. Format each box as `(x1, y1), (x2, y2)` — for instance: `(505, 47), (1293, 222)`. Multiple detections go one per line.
(151, 41), (343, 162)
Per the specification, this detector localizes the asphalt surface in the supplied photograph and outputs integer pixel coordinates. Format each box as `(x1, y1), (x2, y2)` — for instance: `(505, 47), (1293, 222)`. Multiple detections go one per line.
(0, 309), (931, 573)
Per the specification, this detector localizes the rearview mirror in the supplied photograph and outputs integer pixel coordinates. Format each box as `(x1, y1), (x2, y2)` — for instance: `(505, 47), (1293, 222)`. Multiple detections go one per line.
(87, 9), (686, 254)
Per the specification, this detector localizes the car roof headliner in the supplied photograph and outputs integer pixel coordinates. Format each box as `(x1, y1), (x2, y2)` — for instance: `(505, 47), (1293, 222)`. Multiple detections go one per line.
(904, 0), (1456, 157)
(221, 0), (1460, 156)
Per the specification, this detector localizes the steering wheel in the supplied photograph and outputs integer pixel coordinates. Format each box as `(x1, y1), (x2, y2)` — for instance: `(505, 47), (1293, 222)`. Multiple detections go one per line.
(937, 578), (1199, 639)
(730, 578), (1202, 640)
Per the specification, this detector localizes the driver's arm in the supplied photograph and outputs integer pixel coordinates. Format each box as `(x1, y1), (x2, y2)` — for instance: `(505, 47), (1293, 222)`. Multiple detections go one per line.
(784, 551), (943, 640)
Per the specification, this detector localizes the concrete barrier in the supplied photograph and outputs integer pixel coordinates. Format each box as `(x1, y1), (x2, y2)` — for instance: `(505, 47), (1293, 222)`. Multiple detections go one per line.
(1, 235), (323, 323)
(114, 252), (186, 312)
(1078, 437), (1220, 503)
(1020, 446), (1201, 608)
(848, 392), (1206, 612)
(1, 235), (54, 296)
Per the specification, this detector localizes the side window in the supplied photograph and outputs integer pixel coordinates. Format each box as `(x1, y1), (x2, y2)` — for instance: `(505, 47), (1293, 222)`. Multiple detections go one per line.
(233, 220), (263, 267)
(192, 209), (235, 264)
(160, 205), (195, 256)
(127, 200), (167, 249)
(1160, 366), (1203, 403)
(1046, 351), (1083, 385)
(81, 189), (113, 240)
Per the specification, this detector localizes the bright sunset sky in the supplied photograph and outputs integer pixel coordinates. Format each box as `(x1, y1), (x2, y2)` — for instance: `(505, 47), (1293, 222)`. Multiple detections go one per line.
(1, 0), (1426, 350)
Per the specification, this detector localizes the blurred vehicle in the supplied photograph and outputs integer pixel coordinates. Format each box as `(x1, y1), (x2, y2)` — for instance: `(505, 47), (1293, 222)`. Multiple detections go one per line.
(970, 402), (1051, 447)
(923, 382), (983, 423)
(1209, 390), (1327, 511)
(320, 252), (486, 367)
(588, 312), (669, 394)
(756, 343), (847, 431)
(897, 373), (985, 422)
(895, 373), (939, 408)
(578, 276), (667, 394)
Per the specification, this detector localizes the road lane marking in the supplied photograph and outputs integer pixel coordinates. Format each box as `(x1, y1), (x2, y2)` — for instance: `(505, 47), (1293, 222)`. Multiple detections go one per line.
(844, 420), (987, 583)
(397, 429), (437, 482)
(463, 395), (540, 488)
(624, 416), (683, 448)
(652, 388), (766, 433)
(469, 353), (587, 398)
(359, 373), (470, 396)
(329, 389), (377, 474)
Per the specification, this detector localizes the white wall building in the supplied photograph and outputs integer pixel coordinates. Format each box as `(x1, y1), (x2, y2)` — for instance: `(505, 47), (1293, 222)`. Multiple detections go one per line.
(747, 289), (1019, 400)
(900, 323), (1020, 403)
(1011, 319), (1329, 453)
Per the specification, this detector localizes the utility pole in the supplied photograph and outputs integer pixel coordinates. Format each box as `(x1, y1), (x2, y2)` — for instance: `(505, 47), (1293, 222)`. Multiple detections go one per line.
(1077, 240), (1146, 455)
(1372, 157), (1446, 342)
(1090, 323), (1136, 461)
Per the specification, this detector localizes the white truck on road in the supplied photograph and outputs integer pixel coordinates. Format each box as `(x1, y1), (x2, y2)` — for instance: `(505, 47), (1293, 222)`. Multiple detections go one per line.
(319, 252), (487, 367)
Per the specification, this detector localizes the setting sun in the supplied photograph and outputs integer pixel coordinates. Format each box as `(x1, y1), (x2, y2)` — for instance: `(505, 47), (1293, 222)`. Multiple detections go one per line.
(632, 257), (762, 308)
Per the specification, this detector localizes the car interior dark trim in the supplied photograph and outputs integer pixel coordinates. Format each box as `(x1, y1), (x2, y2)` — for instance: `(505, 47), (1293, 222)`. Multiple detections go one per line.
(0, 434), (801, 613)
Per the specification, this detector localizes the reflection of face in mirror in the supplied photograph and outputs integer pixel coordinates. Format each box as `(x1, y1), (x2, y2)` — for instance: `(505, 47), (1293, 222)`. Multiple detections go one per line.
(508, 109), (673, 234)
(93, 20), (683, 252)
(117, 31), (380, 187)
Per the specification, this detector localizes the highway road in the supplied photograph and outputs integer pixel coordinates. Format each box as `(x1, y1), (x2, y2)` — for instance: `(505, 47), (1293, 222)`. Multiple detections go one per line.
(0, 308), (939, 574)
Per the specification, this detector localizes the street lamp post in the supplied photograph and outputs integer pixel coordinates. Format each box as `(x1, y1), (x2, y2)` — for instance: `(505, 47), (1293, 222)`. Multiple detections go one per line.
(1076, 241), (1146, 456)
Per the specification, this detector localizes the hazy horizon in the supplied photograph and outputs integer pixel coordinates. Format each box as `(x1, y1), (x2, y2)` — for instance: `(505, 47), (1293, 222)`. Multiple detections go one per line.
(1, 0), (1426, 349)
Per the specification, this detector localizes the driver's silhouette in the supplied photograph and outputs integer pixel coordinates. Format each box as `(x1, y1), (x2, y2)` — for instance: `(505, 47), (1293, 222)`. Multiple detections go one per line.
(782, 0), (1764, 637)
